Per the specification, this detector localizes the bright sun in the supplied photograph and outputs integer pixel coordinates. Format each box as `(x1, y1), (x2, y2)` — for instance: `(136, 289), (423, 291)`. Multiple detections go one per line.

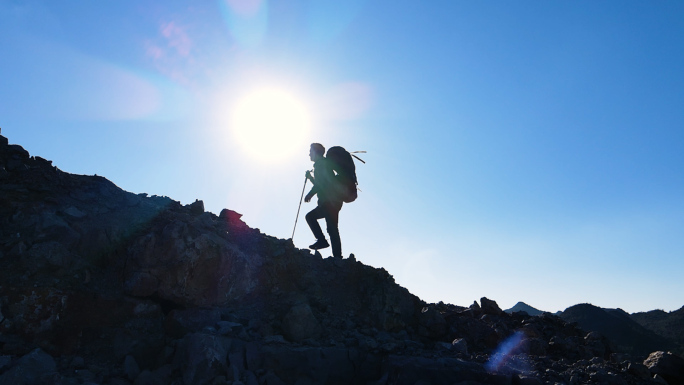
(231, 87), (312, 162)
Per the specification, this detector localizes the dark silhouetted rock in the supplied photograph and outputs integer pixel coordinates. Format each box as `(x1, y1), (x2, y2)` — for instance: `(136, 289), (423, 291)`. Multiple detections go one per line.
(644, 351), (684, 385)
(418, 306), (447, 339)
(480, 297), (503, 315)
(174, 333), (229, 385)
(124, 355), (140, 381)
(0, 348), (56, 385)
(282, 303), (322, 342)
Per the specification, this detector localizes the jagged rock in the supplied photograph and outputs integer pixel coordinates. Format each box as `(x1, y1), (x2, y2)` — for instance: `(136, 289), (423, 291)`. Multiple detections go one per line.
(124, 216), (264, 307)
(164, 308), (223, 338)
(124, 355), (140, 381)
(644, 351), (684, 385)
(452, 338), (468, 354)
(70, 356), (85, 369)
(261, 370), (286, 385)
(189, 199), (204, 215)
(0, 356), (10, 371)
(282, 303), (322, 342)
(217, 321), (245, 337)
(174, 333), (230, 385)
(449, 317), (499, 350)
(627, 362), (653, 380)
(522, 337), (547, 356)
(0, 348), (56, 385)
(418, 306), (447, 338)
(480, 297), (503, 315)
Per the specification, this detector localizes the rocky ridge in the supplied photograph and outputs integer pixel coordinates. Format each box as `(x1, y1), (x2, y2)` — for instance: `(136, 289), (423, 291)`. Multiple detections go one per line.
(1, 133), (683, 385)
(631, 307), (684, 358)
(558, 304), (678, 359)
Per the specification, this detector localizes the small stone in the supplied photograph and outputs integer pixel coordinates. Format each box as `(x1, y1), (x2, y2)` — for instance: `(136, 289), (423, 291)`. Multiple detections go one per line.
(217, 321), (243, 336)
(64, 206), (86, 218)
(452, 338), (468, 355)
(124, 355), (140, 381)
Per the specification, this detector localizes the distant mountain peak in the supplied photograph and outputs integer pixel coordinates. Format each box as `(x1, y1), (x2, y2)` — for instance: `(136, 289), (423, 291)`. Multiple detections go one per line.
(504, 301), (544, 316)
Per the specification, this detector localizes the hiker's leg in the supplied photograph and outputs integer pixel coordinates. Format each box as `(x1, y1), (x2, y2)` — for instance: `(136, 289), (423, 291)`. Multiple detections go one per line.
(306, 206), (326, 241)
(324, 202), (343, 258)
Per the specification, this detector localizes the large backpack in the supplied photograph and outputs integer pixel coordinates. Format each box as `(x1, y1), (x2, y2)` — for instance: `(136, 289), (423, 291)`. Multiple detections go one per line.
(326, 146), (363, 203)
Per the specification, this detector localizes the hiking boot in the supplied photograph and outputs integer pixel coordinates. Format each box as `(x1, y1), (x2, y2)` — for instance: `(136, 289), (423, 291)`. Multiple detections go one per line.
(309, 239), (330, 250)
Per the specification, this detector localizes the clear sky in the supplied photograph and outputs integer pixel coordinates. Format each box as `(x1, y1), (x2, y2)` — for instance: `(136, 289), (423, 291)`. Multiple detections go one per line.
(2, 0), (683, 314)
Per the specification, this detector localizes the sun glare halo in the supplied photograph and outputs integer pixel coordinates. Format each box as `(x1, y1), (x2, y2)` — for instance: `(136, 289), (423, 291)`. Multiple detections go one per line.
(231, 87), (312, 162)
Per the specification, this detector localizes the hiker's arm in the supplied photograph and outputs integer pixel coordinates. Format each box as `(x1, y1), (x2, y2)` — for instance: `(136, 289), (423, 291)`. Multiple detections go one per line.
(305, 186), (316, 202)
(304, 170), (317, 202)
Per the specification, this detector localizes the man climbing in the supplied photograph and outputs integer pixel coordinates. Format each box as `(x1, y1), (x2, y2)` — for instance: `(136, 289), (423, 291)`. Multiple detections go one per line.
(304, 143), (343, 259)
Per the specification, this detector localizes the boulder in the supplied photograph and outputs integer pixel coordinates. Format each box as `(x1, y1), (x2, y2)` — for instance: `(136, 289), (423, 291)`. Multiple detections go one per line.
(124, 355), (141, 381)
(0, 356), (11, 371)
(644, 351), (684, 385)
(0, 348), (56, 385)
(282, 303), (322, 342)
(164, 308), (223, 337)
(452, 338), (468, 355)
(480, 297), (503, 315)
(627, 362), (652, 380)
(174, 333), (230, 385)
(418, 306), (447, 338)
(124, 219), (263, 307)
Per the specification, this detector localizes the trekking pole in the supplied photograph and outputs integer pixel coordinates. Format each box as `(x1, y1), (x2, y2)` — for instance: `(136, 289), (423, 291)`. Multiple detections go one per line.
(291, 176), (308, 240)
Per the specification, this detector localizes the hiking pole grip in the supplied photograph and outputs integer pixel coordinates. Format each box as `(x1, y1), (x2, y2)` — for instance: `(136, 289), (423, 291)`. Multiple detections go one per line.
(291, 176), (308, 240)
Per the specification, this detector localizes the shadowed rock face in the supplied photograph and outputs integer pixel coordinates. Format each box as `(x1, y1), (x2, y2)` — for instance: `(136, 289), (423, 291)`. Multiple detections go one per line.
(1, 133), (682, 385)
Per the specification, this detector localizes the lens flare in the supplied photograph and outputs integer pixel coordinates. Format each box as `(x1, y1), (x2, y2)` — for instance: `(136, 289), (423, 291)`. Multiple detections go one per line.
(486, 331), (526, 373)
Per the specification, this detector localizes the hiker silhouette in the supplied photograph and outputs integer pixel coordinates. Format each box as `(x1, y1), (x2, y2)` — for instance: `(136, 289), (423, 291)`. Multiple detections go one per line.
(304, 143), (343, 258)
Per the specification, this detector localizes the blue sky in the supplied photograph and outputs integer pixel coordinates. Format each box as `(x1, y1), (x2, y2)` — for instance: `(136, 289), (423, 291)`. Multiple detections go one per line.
(2, 0), (683, 313)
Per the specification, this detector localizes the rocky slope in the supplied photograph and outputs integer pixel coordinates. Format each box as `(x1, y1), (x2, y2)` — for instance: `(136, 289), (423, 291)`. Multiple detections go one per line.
(1, 133), (683, 385)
